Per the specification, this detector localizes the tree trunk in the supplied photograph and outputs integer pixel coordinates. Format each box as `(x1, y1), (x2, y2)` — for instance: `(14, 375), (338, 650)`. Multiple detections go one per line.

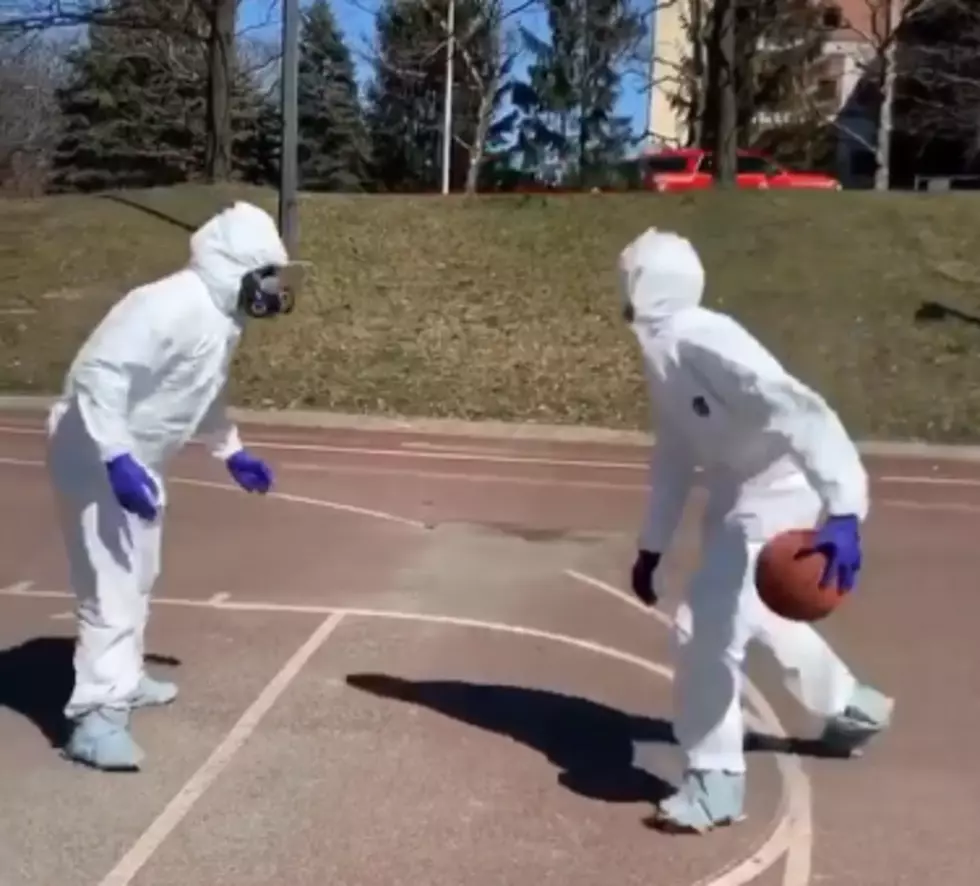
(464, 85), (494, 194)
(687, 0), (706, 147)
(874, 0), (898, 191)
(709, 0), (737, 184)
(205, 0), (236, 183)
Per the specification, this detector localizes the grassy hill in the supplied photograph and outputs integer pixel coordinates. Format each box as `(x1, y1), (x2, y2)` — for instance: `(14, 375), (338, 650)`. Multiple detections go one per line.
(2, 184), (980, 441)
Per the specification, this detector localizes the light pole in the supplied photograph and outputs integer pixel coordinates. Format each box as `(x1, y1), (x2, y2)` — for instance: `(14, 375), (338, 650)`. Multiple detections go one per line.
(279, 0), (300, 252)
(440, 0), (456, 195)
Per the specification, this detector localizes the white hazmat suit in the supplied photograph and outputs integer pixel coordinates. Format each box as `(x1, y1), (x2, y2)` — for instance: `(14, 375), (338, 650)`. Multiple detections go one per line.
(619, 228), (893, 832)
(46, 201), (289, 771)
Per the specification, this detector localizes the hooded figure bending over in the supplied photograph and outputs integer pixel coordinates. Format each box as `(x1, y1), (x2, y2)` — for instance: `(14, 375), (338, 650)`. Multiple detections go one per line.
(620, 228), (893, 834)
(46, 201), (294, 772)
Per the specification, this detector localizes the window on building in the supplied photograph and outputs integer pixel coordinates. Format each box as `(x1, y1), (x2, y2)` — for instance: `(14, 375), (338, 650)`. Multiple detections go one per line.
(850, 150), (877, 178)
(815, 78), (839, 103)
(822, 4), (842, 29)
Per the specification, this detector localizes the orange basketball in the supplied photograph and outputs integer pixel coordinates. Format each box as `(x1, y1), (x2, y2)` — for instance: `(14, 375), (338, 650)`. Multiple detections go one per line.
(755, 529), (845, 622)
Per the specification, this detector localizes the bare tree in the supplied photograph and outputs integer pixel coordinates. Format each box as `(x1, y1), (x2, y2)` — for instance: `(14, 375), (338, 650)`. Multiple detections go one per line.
(418, 0), (531, 193)
(822, 0), (953, 189)
(354, 0), (530, 193)
(0, 33), (65, 193)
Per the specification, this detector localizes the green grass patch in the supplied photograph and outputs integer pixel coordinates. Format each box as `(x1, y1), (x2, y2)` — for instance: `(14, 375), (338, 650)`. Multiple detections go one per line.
(2, 185), (980, 441)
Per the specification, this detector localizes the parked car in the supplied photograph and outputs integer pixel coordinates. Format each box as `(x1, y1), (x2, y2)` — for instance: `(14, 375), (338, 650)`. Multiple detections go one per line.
(641, 149), (842, 192)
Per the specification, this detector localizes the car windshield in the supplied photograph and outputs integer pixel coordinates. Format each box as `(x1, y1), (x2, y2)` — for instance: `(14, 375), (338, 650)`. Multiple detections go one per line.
(699, 153), (784, 175)
(737, 155), (783, 175)
(644, 156), (691, 173)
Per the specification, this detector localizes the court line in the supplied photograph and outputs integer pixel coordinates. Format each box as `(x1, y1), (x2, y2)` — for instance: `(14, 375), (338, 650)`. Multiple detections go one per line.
(565, 570), (811, 886)
(278, 459), (980, 513)
(5, 452), (980, 526)
(97, 611), (346, 886)
(3, 421), (980, 491)
(0, 456), (427, 530)
(0, 424), (649, 470)
(2, 582), (793, 886)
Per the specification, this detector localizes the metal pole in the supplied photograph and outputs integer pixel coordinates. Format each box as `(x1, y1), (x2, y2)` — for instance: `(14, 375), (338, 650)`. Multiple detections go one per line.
(279, 0), (300, 252)
(440, 0), (456, 195)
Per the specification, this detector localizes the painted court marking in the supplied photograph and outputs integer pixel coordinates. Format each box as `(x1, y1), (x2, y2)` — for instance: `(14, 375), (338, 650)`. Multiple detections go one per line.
(565, 570), (812, 886)
(2, 581), (798, 886)
(5, 421), (980, 491)
(97, 611), (347, 886)
(0, 456), (427, 530)
(3, 450), (978, 523)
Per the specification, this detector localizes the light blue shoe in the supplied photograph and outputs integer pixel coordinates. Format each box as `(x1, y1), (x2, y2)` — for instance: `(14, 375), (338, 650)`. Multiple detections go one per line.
(820, 683), (893, 757)
(63, 708), (144, 772)
(649, 769), (746, 834)
(130, 675), (179, 709)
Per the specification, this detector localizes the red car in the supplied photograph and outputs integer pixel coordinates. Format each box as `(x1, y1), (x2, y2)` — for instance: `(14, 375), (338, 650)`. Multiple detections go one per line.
(642, 148), (842, 192)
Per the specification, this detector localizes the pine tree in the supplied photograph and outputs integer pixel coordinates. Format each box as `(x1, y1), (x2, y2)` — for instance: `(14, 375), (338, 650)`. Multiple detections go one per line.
(510, 0), (642, 185)
(297, 0), (368, 191)
(52, 0), (278, 191)
(365, 0), (504, 192)
(53, 0), (207, 190)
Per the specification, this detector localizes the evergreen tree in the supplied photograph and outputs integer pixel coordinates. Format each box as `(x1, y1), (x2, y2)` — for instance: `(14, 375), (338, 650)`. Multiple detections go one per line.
(510, 0), (643, 185)
(52, 0), (277, 191)
(365, 0), (503, 192)
(297, 0), (368, 191)
(53, 0), (207, 190)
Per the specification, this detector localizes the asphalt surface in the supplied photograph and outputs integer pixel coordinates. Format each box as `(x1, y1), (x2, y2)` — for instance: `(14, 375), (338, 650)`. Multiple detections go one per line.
(0, 412), (977, 886)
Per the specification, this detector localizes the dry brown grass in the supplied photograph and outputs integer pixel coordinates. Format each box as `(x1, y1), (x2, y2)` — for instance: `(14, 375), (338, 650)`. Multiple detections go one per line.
(3, 185), (980, 441)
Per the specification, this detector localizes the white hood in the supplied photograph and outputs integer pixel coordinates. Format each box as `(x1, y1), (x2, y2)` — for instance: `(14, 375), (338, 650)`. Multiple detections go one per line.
(188, 201), (289, 315)
(618, 228), (704, 330)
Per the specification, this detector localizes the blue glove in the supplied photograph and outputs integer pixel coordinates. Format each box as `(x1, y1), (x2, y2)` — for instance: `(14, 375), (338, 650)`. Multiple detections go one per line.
(226, 449), (273, 494)
(105, 454), (159, 521)
(812, 514), (862, 592)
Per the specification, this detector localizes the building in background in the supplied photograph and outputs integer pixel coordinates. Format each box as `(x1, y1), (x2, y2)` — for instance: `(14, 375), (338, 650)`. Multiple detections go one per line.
(644, 0), (695, 149)
(642, 0), (885, 187)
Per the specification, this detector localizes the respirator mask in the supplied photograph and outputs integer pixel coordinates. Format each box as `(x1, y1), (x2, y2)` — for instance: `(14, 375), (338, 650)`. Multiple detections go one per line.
(238, 263), (306, 318)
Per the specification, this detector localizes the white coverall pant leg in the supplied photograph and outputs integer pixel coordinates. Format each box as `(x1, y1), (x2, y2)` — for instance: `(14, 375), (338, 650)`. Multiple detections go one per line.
(54, 481), (163, 720)
(672, 522), (857, 773)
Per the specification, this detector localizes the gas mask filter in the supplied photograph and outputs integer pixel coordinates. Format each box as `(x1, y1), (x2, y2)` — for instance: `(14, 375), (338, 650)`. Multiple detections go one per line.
(238, 264), (300, 318)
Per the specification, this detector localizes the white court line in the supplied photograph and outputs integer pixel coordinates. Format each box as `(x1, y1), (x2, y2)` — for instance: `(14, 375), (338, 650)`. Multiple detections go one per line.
(280, 458), (980, 509)
(564, 570), (811, 886)
(282, 459), (645, 492)
(97, 611), (346, 886)
(5, 421), (980, 492)
(0, 457), (427, 531)
(0, 423), (649, 470)
(208, 592), (230, 605)
(879, 474), (980, 487)
(5, 453), (980, 525)
(1, 582), (795, 886)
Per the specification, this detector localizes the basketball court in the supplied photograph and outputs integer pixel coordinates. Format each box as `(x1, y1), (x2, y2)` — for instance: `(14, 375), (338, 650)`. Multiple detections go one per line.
(0, 411), (975, 886)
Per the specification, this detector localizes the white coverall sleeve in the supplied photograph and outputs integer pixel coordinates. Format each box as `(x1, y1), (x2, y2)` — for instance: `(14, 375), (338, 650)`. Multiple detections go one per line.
(195, 389), (243, 460)
(70, 317), (158, 463)
(639, 420), (698, 553)
(682, 340), (869, 520)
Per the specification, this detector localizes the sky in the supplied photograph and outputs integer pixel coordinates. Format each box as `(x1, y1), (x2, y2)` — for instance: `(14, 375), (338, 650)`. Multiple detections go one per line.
(238, 0), (652, 144)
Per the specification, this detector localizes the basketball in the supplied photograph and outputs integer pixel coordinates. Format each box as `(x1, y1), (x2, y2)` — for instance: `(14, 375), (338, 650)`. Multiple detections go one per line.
(755, 529), (845, 622)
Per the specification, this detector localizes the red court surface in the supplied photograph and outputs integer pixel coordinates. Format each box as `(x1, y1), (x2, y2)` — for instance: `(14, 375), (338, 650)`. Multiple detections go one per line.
(0, 411), (977, 886)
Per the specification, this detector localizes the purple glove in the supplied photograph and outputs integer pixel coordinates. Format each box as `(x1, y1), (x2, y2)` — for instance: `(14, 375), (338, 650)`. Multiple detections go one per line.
(812, 514), (862, 591)
(226, 449), (273, 494)
(105, 454), (159, 521)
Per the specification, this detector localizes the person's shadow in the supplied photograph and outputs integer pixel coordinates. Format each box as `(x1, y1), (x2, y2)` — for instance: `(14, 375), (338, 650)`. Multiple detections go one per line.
(0, 636), (180, 748)
(346, 673), (676, 804)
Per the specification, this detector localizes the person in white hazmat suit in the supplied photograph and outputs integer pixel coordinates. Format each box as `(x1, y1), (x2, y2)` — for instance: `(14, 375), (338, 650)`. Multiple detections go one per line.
(45, 201), (294, 772)
(619, 228), (894, 834)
